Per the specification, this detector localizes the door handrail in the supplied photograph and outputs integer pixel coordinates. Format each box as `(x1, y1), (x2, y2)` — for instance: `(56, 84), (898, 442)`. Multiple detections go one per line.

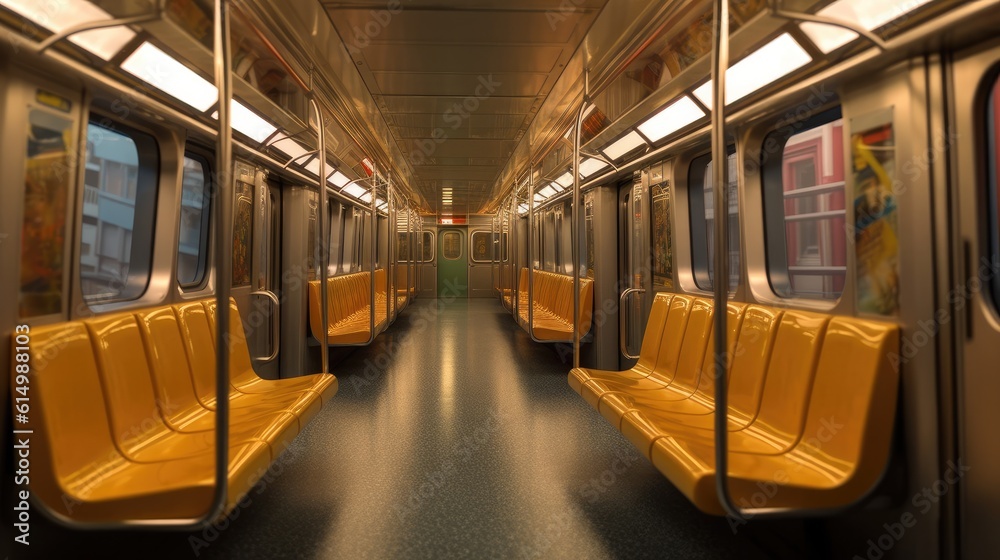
(250, 290), (280, 363)
(619, 288), (646, 360)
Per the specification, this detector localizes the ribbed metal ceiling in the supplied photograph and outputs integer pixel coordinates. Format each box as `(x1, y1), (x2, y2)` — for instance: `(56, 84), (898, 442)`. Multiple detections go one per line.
(322, 0), (609, 214)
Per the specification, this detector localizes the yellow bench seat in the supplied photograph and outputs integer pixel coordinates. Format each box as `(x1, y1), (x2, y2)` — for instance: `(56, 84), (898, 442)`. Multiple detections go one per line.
(569, 292), (899, 515)
(15, 297), (336, 523)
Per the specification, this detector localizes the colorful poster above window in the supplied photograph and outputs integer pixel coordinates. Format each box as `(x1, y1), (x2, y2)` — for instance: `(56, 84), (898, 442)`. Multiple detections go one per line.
(851, 111), (899, 316)
(651, 181), (674, 288)
(232, 181), (254, 286)
(20, 109), (74, 317)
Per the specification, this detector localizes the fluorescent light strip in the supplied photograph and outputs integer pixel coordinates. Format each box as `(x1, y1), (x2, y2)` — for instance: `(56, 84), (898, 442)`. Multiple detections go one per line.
(539, 186), (557, 198)
(554, 172), (573, 187)
(231, 101), (277, 143)
(121, 42), (218, 111)
(1, 0), (136, 60)
(579, 158), (610, 178)
(637, 96), (705, 142)
(602, 130), (647, 160)
(303, 157), (322, 177)
(550, 182), (565, 193)
(270, 137), (310, 162)
(342, 183), (367, 199)
(693, 33), (812, 109)
(329, 171), (351, 188)
(801, 0), (933, 53)
(518, 204), (529, 215)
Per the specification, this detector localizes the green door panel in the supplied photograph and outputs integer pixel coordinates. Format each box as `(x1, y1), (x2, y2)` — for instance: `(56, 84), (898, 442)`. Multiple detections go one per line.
(437, 228), (468, 298)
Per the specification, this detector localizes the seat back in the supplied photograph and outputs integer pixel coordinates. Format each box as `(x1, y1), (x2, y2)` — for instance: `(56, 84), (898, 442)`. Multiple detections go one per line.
(175, 301), (223, 409)
(649, 295), (694, 384)
(746, 310), (830, 447)
(85, 313), (170, 458)
(135, 307), (201, 425)
(693, 301), (748, 406)
(18, 323), (124, 515)
(793, 317), (900, 472)
(666, 298), (715, 393)
(633, 293), (673, 375)
(723, 306), (783, 425)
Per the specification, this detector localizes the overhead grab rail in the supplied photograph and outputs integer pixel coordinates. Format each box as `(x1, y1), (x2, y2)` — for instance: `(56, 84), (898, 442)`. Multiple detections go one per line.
(766, 0), (889, 52)
(37, 0), (166, 55)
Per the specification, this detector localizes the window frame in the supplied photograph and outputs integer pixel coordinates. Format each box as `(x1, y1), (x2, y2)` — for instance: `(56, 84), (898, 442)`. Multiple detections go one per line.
(176, 150), (213, 290)
(470, 230), (494, 263)
(760, 106), (847, 301)
(81, 116), (161, 305)
(985, 68), (1000, 310)
(421, 230), (435, 263)
(688, 147), (740, 292)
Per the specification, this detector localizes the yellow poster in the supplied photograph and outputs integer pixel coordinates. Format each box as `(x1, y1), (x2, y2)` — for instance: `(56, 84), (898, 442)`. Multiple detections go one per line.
(852, 120), (899, 316)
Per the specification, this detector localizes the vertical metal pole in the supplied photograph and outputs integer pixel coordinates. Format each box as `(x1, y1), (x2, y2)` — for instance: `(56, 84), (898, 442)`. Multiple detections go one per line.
(210, 0), (231, 522)
(710, 0), (739, 520)
(313, 95), (330, 373)
(572, 101), (586, 369)
(370, 169), (377, 337)
(528, 169), (535, 333)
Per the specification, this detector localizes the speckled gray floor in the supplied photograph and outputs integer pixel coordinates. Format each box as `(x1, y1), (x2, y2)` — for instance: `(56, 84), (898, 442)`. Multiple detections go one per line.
(10, 298), (795, 559)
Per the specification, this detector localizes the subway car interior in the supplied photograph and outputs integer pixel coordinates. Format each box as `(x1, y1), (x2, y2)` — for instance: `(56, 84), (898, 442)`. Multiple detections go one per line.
(2, 0), (1000, 558)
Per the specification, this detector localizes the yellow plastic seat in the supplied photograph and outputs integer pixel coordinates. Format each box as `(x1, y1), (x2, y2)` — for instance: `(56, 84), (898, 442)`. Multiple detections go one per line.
(308, 270), (390, 345)
(135, 306), (302, 449)
(568, 296), (900, 515)
(648, 317), (899, 514)
(204, 300), (337, 406)
(18, 322), (272, 522)
(513, 268), (594, 341)
(180, 302), (324, 431)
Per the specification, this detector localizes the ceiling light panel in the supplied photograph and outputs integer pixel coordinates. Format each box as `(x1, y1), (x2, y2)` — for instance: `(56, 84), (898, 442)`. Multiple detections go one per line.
(801, 0), (933, 53)
(602, 130), (646, 160)
(637, 96), (705, 142)
(579, 158), (610, 178)
(121, 42), (218, 111)
(693, 33), (812, 109)
(2, 0), (135, 60)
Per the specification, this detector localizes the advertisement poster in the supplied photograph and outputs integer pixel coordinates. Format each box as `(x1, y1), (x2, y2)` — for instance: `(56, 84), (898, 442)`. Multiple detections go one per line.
(232, 181), (253, 286)
(20, 109), (73, 317)
(851, 111), (899, 316)
(651, 182), (674, 288)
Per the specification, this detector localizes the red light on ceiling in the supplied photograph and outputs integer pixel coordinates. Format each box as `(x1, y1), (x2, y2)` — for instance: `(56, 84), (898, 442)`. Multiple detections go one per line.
(361, 157), (374, 177)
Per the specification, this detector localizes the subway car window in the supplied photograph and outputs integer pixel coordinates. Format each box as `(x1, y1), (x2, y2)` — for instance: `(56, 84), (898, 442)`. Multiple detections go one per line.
(80, 120), (159, 303)
(177, 155), (211, 288)
(989, 74), (1000, 307)
(689, 151), (740, 291)
(422, 231), (435, 262)
(762, 108), (847, 300)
